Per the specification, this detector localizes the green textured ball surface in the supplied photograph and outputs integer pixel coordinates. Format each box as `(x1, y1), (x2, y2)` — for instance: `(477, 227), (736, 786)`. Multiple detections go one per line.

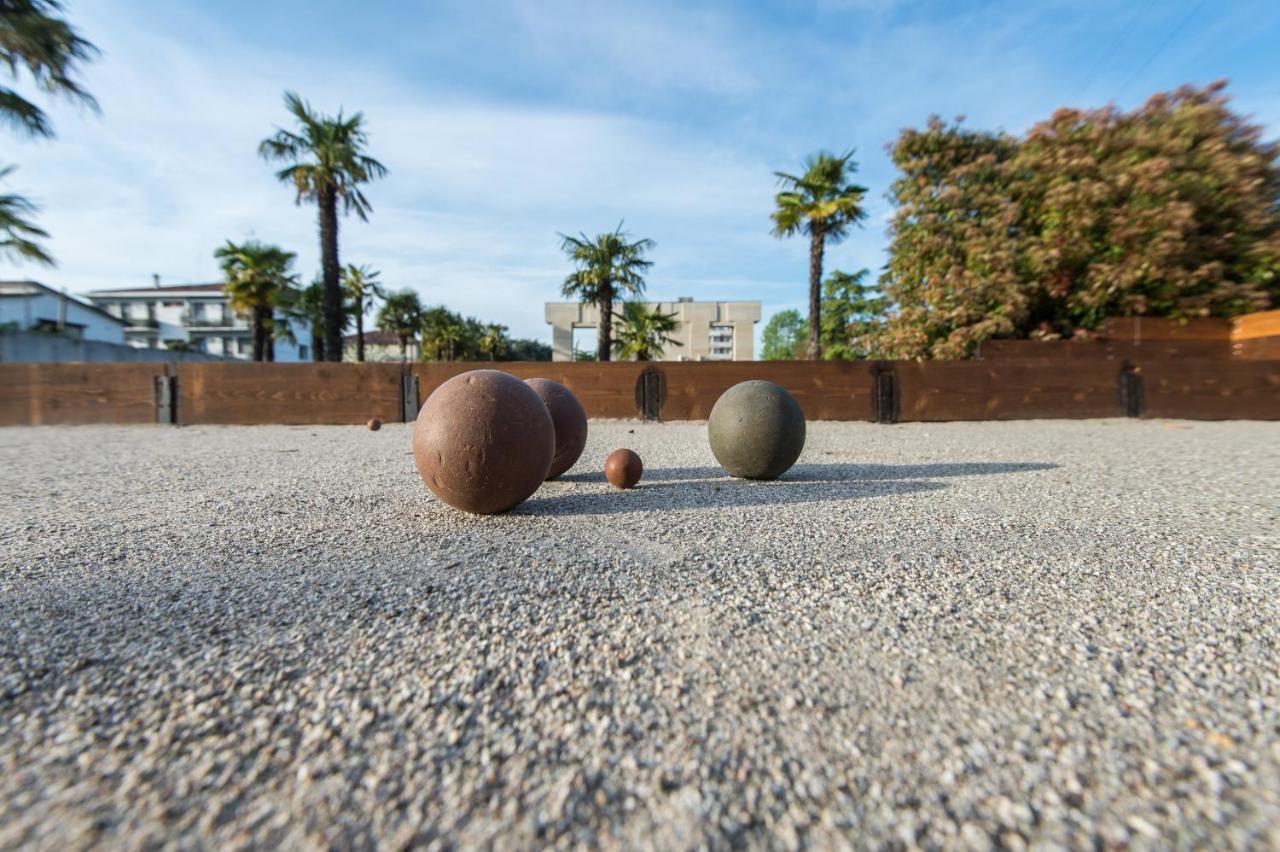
(707, 380), (806, 480)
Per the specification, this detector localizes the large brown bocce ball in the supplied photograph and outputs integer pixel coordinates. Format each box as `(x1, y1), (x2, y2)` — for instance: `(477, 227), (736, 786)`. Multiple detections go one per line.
(604, 448), (643, 489)
(524, 378), (588, 480)
(413, 369), (555, 514)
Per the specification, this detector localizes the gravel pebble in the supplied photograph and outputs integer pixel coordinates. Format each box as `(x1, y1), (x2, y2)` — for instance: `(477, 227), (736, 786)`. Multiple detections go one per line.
(1, 419), (1277, 849)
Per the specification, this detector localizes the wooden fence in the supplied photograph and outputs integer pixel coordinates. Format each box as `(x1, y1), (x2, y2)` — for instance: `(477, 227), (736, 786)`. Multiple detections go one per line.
(979, 310), (1280, 362)
(2, 358), (1277, 425)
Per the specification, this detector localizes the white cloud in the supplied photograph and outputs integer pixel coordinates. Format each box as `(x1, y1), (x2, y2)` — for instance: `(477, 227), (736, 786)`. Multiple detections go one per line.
(8, 3), (782, 342)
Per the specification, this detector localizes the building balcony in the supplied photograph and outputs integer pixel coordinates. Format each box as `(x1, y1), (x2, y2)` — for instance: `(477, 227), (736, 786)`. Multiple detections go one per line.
(181, 311), (243, 328)
(123, 317), (159, 328)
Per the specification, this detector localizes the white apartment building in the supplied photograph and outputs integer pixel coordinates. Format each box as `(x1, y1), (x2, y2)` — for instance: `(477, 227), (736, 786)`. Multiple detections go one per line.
(86, 279), (312, 361)
(545, 298), (761, 362)
(0, 280), (127, 343)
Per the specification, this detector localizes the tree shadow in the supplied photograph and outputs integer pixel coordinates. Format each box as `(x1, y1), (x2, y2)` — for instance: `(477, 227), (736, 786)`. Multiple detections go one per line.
(525, 461), (1055, 517)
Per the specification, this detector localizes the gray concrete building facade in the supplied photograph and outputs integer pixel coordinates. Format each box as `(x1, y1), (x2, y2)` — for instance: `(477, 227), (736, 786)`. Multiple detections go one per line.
(545, 298), (761, 362)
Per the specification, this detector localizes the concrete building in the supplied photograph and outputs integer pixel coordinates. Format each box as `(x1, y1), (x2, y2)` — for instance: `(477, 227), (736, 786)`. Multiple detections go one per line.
(0, 280), (127, 343)
(343, 330), (420, 363)
(86, 279), (311, 361)
(545, 298), (761, 362)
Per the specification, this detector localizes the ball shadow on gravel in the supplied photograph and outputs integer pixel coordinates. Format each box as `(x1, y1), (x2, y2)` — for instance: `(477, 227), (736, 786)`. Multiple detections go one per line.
(564, 461), (1056, 483)
(519, 476), (946, 516)
(523, 461), (1055, 516)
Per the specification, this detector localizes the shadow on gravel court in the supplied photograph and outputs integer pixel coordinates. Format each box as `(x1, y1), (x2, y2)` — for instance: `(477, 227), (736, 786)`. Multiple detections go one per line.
(560, 461), (1055, 483)
(532, 462), (1054, 516)
(521, 476), (947, 516)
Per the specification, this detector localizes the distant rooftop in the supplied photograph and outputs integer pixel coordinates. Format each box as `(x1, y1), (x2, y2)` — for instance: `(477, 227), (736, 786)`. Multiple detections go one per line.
(0, 279), (126, 324)
(88, 282), (225, 295)
(343, 331), (402, 346)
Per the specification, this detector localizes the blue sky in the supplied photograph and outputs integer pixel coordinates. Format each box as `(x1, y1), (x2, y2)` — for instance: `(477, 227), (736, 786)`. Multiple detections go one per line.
(8, 0), (1280, 345)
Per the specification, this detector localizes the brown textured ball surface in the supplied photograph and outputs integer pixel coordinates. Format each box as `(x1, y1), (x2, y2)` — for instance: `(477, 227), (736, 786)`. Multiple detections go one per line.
(604, 448), (643, 489)
(367, 418), (382, 431)
(412, 370), (554, 514)
(524, 378), (588, 480)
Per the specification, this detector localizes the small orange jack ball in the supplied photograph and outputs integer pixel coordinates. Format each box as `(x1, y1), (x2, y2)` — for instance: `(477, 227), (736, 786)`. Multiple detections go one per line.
(604, 448), (643, 489)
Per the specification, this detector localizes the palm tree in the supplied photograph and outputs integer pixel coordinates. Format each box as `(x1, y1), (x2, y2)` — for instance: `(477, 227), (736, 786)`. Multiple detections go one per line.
(1, 1), (97, 266)
(280, 278), (328, 361)
(259, 92), (387, 363)
(771, 150), (867, 360)
(559, 222), (655, 362)
(419, 306), (453, 361)
(612, 301), (679, 361)
(0, 167), (52, 265)
(0, 0), (98, 138)
(478, 323), (508, 360)
(377, 289), (422, 362)
(215, 240), (298, 362)
(438, 323), (464, 361)
(342, 263), (385, 362)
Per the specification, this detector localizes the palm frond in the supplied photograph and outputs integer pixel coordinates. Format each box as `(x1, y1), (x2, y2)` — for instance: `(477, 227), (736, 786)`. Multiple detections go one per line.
(0, 0), (98, 137)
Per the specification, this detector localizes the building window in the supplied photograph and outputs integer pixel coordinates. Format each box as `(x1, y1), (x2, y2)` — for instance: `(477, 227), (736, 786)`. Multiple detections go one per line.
(708, 324), (734, 360)
(298, 345), (309, 361)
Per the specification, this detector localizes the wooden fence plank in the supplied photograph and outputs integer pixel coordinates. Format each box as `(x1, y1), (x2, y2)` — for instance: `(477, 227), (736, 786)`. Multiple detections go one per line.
(176, 363), (403, 425)
(1232, 338), (1280, 360)
(0, 364), (36, 426)
(895, 361), (1121, 421)
(979, 339), (1229, 361)
(1104, 317), (1232, 342)
(0, 363), (163, 425)
(1141, 360), (1280, 420)
(1231, 309), (1280, 340)
(408, 362), (648, 419)
(655, 361), (876, 421)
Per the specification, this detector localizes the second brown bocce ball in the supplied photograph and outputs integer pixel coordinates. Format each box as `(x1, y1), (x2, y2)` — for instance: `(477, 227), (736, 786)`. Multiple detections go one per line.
(524, 378), (588, 480)
(604, 448), (643, 489)
(367, 417), (382, 432)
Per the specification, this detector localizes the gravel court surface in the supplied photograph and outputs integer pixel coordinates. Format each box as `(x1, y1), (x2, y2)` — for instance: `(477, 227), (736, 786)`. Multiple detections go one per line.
(1, 419), (1278, 849)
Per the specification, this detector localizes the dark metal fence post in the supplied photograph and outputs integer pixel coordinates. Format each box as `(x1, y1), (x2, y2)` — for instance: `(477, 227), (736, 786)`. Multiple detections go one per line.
(635, 367), (663, 421)
(1117, 362), (1144, 417)
(154, 372), (177, 424)
(872, 362), (899, 424)
(402, 370), (420, 422)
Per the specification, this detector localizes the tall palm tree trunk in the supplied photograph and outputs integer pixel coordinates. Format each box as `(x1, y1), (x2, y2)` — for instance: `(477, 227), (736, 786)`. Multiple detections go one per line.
(808, 230), (825, 360)
(311, 327), (324, 362)
(266, 307), (276, 362)
(252, 306), (267, 362)
(598, 282), (614, 362)
(399, 336), (407, 362)
(356, 298), (365, 362)
(318, 187), (342, 362)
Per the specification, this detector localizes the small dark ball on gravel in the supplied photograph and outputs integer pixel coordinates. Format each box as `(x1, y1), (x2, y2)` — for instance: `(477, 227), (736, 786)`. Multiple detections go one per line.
(413, 370), (554, 514)
(525, 378), (588, 480)
(708, 380), (806, 480)
(604, 448), (643, 489)
(367, 418), (382, 431)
